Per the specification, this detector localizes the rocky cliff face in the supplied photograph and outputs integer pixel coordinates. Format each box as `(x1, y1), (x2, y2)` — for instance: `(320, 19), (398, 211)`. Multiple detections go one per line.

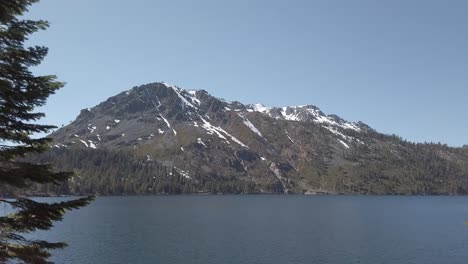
(47, 82), (468, 194)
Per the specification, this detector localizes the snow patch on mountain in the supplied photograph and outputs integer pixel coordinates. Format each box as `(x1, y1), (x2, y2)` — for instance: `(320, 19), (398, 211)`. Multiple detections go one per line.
(200, 117), (249, 148)
(247, 103), (270, 113)
(280, 107), (301, 121)
(338, 139), (350, 149)
(161, 114), (172, 131)
(197, 138), (207, 148)
(87, 125), (97, 133)
(187, 90), (201, 106)
(200, 117), (228, 141)
(144, 86), (176, 135)
(222, 129), (249, 149)
(165, 82), (198, 109)
(244, 104), (362, 133)
(175, 168), (191, 179)
(88, 140), (97, 149)
(324, 126), (350, 141)
(285, 130), (295, 144)
(237, 113), (266, 140)
(324, 126), (361, 149)
(79, 140), (88, 148)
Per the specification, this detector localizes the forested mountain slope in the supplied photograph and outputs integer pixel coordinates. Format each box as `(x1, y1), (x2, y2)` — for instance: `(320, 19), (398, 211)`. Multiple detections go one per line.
(28, 82), (468, 195)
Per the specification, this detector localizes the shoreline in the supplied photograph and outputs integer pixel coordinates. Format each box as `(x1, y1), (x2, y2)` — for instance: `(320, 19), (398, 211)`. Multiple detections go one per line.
(2, 192), (466, 199)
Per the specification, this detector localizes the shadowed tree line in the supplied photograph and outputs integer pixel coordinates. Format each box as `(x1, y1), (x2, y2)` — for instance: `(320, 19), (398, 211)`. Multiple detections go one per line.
(22, 148), (261, 196)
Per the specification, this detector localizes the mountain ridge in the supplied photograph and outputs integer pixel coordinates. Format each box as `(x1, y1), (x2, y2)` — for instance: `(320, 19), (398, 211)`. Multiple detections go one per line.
(29, 82), (468, 195)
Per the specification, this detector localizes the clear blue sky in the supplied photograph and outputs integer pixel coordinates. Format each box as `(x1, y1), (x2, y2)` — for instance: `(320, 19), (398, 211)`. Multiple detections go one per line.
(26, 0), (467, 146)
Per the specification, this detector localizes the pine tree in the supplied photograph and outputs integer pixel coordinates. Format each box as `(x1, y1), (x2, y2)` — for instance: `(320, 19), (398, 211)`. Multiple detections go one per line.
(0, 1), (93, 263)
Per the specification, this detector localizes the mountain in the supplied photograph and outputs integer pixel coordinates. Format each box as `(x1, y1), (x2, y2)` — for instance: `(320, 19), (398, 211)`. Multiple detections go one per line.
(28, 82), (468, 195)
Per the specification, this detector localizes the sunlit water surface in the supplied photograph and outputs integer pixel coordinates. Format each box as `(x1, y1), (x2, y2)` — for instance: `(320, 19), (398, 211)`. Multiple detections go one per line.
(23, 195), (468, 264)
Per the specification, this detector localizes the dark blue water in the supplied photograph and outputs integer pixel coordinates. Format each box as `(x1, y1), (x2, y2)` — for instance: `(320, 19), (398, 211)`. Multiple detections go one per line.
(30, 196), (468, 264)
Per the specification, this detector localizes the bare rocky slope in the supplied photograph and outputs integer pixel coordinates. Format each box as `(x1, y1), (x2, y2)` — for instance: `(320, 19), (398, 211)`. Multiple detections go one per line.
(34, 82), (468, 195)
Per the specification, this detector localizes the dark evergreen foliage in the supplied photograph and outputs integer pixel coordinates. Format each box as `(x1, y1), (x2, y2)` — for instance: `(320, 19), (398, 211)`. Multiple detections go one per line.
(25, 148), (261, 195)
(0, 1), (93, 263)
(25, 138), (468, 196)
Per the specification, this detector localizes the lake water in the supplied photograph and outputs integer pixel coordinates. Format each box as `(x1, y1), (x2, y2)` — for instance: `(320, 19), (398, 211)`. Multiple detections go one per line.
(29, 196), (468, 264)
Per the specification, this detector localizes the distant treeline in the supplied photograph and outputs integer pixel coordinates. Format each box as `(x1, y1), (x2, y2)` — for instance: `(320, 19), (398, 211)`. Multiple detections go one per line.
(16, 148), (261, 196)
(6, 138), (468, 197)
(327, 131), (468, 195)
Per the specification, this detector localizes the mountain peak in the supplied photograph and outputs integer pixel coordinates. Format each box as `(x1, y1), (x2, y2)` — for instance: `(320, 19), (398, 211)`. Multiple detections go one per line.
(247, 103), (270, 113)
(45, 81), (468, 195)
(64, 82), (370, 152)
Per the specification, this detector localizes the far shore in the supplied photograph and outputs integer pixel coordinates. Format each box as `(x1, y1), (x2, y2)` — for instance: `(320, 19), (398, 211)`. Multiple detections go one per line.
(3, 191), (466, 199)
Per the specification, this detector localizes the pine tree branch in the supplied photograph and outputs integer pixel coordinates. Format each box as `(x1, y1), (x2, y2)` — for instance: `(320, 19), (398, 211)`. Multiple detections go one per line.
(0, 1), (93, 262)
